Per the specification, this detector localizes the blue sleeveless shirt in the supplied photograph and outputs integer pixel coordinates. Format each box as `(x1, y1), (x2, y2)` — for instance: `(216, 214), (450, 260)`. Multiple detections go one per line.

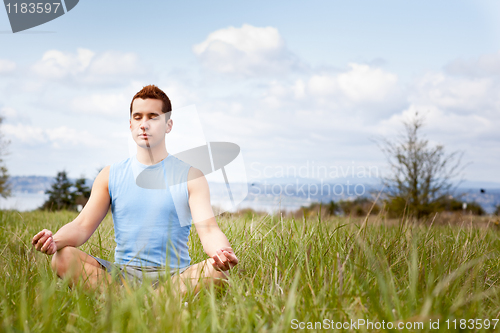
(108, 154), (192, 268)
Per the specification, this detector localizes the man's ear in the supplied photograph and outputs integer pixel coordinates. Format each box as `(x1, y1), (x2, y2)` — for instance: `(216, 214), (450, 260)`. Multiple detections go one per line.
(166, 118), (173, 134)
(129, 118), (131, 130)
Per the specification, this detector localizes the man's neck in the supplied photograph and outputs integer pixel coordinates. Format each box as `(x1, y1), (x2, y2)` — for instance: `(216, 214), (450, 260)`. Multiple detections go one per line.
(136, 146), (169, 165)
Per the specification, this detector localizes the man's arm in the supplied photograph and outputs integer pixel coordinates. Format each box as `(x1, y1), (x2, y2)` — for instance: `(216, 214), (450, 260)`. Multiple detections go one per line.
(188, 167), (238, 271)
(32, 166), (111, 255)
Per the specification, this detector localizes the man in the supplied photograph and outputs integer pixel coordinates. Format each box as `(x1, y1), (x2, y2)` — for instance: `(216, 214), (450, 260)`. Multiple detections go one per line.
(32, 85), (238, 294)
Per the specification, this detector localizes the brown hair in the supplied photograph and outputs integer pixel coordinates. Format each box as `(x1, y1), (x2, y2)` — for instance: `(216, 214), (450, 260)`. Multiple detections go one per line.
(130, 85), (172, 118)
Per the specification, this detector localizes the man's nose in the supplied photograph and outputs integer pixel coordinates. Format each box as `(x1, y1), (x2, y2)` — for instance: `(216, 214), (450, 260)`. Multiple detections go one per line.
(140, 118), (150, 130)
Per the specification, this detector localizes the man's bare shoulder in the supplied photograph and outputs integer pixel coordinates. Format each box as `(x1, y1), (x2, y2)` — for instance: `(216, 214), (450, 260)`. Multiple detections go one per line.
(187, 167), (205, 181)
(187, 167), (209, 195)
(92, 166), (110, 190)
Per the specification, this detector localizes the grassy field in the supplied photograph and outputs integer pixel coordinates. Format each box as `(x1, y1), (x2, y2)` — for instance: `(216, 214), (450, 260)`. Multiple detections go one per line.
(1, 209), (500, 332)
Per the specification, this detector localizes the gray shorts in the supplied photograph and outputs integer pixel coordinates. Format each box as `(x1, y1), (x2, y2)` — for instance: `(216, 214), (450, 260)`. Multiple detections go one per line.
(90, 255), (191, 289)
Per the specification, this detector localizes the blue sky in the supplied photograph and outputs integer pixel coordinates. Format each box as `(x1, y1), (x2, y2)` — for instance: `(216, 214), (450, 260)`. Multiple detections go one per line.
(1, 0), (500, 184)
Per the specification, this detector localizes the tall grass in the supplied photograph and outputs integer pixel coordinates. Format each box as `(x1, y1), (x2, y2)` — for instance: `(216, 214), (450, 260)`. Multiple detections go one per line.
(0, 209), (499, 332)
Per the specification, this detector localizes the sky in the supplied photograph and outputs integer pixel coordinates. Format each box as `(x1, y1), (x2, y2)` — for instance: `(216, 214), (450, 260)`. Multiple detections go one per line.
(1, 0), (500, 184)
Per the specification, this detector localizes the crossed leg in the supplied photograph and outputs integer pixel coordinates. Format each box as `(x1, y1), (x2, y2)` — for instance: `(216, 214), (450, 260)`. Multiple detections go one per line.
(51, 247), (229, 295)
(51, 246), (111, 289)
(163, 259), (229, 297)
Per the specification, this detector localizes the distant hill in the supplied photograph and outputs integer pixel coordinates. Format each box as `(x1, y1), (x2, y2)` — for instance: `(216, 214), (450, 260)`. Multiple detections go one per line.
(458, 180), (500, 189)
(8, 176), (54, 194)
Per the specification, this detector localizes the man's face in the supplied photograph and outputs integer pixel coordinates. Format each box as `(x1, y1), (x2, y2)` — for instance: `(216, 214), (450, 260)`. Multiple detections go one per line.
(130, 98), (172, 149)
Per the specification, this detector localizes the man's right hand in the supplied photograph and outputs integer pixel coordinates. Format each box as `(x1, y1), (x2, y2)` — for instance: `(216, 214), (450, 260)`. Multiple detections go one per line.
(32, 229), (57, 255)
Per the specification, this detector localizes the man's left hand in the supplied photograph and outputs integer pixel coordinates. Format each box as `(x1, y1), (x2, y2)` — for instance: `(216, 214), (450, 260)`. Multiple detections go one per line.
(210, 247), (238, 271)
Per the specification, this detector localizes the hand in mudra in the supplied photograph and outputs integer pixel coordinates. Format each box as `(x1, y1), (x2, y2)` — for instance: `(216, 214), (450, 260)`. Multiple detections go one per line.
(209, 247), (238, 271)
(32, 229), (57, 255)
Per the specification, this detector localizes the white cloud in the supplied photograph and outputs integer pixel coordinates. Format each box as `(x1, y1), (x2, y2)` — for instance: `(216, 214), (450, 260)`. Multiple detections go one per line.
(47, 126), (102, 148)
(308, 64), (399, 104)
(308, 74), (338, 96)
(70, 92), (129, 116)
(2, 123), (101, 148)
(254, 63), (403, 123)
(411, 71), (500, 116)
(159, 82), (200, 109)
(193, 24), (301, 77)
(28, 80), (157, 119)
(337, 63), (398, 103)
(0, 106), (17, 118)
(292, 79), (306, 100)
(32, 48), (94, 80)
(87, 52), (144, 78)
(446, 50), (500, 77)
(194, 24), (284, 55)
(0, 59), (16, 73)
(3, 124), (45, 143)
(378, 106), (490, 136)
(32, 48), (147, 84)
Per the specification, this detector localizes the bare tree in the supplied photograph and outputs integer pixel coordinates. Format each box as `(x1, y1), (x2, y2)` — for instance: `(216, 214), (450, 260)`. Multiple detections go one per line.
(377, 112), (466, 219)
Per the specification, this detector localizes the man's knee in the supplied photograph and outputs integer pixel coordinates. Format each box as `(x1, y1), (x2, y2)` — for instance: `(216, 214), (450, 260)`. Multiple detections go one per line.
(203, 261), (229, 284)
(213, 269), (229, 283)
(51, 246), (77, 277)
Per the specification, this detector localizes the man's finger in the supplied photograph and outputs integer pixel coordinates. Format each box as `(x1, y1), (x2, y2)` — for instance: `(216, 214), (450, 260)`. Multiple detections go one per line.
(35, 234), (50, 251)
(47, 242), (57, 255)
(223, 250), (238, 265)
(212, 253), (227, 270)
(219, 247), (233, 254)
(36, 233), (53, 251)
(35, 237), (46, 250)
(216, 251), (228, 263)
(41, 237), (52, 252)
(217, 250), (231, 270)
(33, 230), (52, 245)
(223, 252), (238, 268)
(209, 257), (222, 271)
(222, 250), (235, 259)
(212, 253), (223, 266)
(38, 238), (50, 252)
(32, 230), (46, 245)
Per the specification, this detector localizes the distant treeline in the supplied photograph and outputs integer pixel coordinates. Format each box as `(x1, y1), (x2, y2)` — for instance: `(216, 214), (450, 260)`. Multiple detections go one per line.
(299, 197), (491, 219)
(232, 197), (499, 221)
(39, 171), (91, 211)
